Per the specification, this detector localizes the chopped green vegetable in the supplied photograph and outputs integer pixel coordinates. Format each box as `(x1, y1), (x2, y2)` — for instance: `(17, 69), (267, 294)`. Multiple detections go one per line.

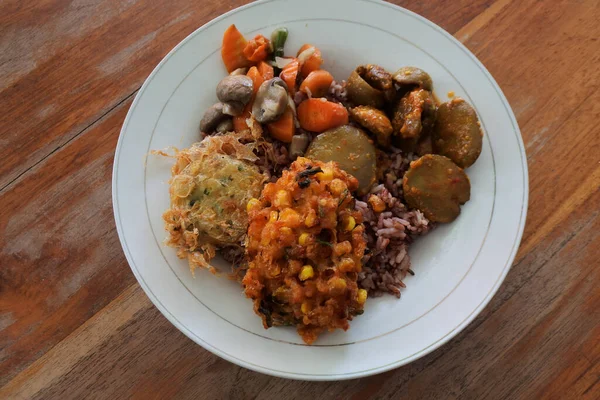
(316, 239), (333, 247)
(270, 27), (288, 59)
(297, 167), (323, 179)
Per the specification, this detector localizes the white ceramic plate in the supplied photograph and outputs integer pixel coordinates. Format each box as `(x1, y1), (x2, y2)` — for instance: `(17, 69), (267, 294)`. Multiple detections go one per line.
(113, 0), (528, 380)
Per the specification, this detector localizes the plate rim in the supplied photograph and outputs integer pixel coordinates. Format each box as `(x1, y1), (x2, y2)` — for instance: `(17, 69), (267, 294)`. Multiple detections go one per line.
(112, 0), (529, 380)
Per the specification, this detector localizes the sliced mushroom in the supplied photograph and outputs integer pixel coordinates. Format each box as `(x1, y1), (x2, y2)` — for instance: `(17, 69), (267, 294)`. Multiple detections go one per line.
(199, 103), (226, 133)
(230, 67), (248, 76)
(359, 64), (395, 102)
(392, 67), (433, 91)
(349, 106), (393, 147)
(216, 75), (253, 106)
(222, 101), (245, 117)
(289, 133), (310, 158)
(252, 78), (289, 123)
(346, 65), (394, 107)
(391, 89), (436, 139)
(215, 118), (234, 133)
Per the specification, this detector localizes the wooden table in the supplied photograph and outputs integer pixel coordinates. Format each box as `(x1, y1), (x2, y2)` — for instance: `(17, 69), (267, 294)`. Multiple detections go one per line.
(1, 0), (599, 398)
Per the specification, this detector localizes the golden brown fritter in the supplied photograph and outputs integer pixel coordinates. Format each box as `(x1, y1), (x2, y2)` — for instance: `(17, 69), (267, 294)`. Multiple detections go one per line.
(162, 135), (266, 273)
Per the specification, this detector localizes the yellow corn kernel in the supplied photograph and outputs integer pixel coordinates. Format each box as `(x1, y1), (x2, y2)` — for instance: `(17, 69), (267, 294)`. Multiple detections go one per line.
(344, 215), (356, 232)
(329, 277), (347, 293)
(261, 234), (271, 246)
(280, 227), (292, 236)
(273, 190), (291, 208)
(305, 209), (317, 227)
(335, 277), (347, 289)
(299, 265), (314, 281)
(316, 166), (333, 181)
(329, 178), (346, 196)
(301, 302), (311, 314)
(247, 198), (261, 212)
(338, 257), (355, 272)
(357, 289), (368, 304)
(269, 210), (279, 222)
(280, 208), (300, 227)
(298, 233), (310, 246)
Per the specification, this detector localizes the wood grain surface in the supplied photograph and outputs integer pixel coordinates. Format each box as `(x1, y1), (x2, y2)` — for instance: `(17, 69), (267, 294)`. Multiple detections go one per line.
(1, 0), (599, 398)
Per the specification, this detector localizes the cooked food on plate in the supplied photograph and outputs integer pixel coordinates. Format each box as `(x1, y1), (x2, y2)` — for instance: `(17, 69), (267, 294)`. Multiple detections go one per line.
(244, 158), (367, 343)
(159, 24), (484, 343)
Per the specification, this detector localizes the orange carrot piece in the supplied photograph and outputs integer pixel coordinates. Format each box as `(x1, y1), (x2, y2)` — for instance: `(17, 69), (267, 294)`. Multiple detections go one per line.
(246, 66), (264, 95)
(297, 44), (324, 78)
(297, 99), (349, 132)
(243, 34), (270, 62)
(233, 105), (252, 133)
(280, 58), (299, 94)
(233, 67), (264, 132)
(258, 61), (274, 80)
(266, 107), (295, 143)
(222, 24), (252, 73)
(299, 70), (334, 98)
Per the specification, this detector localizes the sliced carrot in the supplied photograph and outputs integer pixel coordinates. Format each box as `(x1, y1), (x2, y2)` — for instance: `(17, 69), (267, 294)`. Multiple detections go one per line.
(297, 44), (324, 78)
(299, 70), (334, 98)
(233, 105), (252, 133)
(279, 58), (299, 95)
(258, 61), (274, 80)
(297, 98), (348, 133)
(246, 66), (264, 95)
(222, 24), (252, 73)
(243, 34), (270, 63)
(266, 107), (295, 143)
(233, 67), (264, 132)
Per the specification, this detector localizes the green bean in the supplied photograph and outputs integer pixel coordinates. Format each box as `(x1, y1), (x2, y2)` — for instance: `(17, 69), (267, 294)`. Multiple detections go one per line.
(270, 27), (289, 58)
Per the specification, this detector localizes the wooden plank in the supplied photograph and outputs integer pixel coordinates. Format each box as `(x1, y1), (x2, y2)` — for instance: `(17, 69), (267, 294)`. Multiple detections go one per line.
(0, 98), (137, 385)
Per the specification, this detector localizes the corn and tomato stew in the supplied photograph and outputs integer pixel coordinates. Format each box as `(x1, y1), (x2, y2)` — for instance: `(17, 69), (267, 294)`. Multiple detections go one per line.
(243, 157), (368, 344)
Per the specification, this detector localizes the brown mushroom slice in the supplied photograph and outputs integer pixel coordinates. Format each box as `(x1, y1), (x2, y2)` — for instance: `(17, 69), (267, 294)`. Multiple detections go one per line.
(402, 154), (470, 223)
(346, 64), (395, 107)
(392, 67), (433, 91)
(229, 67), (249, 76)
(358, 64), (395, 102)
(215, 118), (234, 133)
(222, 101), (245, 117)
(391, 88), (437, 140)
(216, 75), (254, 106)
(432, 98), (483, 168)
(289, 133), (311, 158)
(305, 125), (376, 195)
(349, 106), (393, 147)
(199, 103), (226, 133)
(346, 70), (385, 108)
(252, 78), (289, 123)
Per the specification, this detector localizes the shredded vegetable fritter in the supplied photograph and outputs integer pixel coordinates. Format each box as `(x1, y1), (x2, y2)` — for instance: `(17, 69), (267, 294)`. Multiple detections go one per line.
(162, 134), (266, 273)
